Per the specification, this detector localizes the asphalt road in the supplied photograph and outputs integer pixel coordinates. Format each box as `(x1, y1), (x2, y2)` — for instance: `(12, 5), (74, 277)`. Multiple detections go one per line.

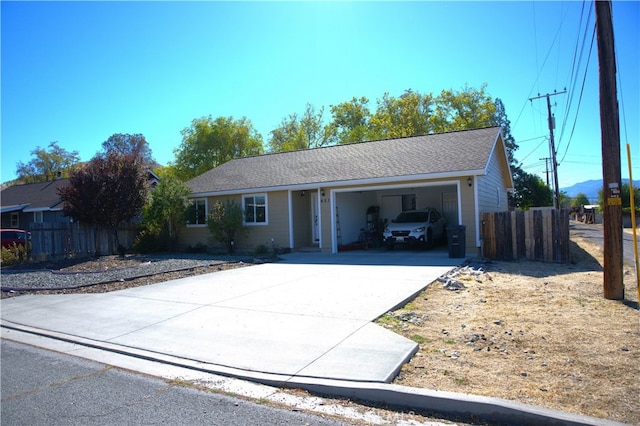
(0, 340), (348, 426)
(571, 222), (638, 267)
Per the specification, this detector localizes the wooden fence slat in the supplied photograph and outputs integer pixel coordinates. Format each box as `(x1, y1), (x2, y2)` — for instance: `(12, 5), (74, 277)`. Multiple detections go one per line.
(29, 222), (140, 261)
(480, 209), (569, 263)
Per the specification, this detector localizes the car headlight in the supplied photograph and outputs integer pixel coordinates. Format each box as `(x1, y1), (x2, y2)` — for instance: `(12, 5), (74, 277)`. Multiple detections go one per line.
(413, 226), (426, 232)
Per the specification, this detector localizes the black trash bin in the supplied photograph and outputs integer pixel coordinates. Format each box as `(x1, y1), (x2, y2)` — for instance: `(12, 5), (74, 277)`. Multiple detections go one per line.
(446, 225), (466, 258)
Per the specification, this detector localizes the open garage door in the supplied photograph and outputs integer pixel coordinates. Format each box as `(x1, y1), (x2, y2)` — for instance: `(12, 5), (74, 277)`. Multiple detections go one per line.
(331, 181), (460, 253)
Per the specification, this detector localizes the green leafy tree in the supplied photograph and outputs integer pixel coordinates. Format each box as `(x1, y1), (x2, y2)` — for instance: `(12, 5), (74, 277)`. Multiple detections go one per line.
(100, 133), (155, 167)
(369, 90), (434, 139)
(492, 98), (519, 166)
(142, 173), (191, 251)
(207, 200), (247, 254)
(327, 97), (373, 144)
(172, 116), (264, 181)
(431, 84), (497, 133)
(268, 104), (333, 152)
(510, 168), (553, 210)
(16, 141), (81, 183)
(572, 192), (591, 207)
(58, 152), (150, 255)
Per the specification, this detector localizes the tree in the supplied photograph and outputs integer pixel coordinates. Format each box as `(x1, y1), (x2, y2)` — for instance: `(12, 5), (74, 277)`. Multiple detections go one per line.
(492, 98), (519, 167)
(172, 116), (264, 181)
(207, 200), (247, 254)
(431, 84), (497, 133)
(100, 133), (155, 166)
(598, 183), (640, 213)
(509, 168), (553, 210)
(327, 97), (373, 144)
(142, 173), (191, 251)
(268, 104), (333, 152)
(58, 152), (150, 255)
(16, 141), (81, 183)
(572, 193), (591, 207)
(369, 90), (434, 139)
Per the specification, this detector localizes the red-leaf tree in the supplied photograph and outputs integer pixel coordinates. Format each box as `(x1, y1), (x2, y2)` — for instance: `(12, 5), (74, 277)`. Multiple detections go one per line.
(58, 151), (150, 255)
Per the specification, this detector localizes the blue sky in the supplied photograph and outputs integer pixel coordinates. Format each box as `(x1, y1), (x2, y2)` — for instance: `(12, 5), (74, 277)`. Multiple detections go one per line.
(2, 1), (638, 192)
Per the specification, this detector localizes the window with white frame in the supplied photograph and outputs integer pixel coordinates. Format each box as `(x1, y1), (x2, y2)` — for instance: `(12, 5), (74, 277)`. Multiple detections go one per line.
(10, 212), (19, 228)
(187, 199), (207, 225)
(243, 194), (267, 224)
(33, 211), (44, 223)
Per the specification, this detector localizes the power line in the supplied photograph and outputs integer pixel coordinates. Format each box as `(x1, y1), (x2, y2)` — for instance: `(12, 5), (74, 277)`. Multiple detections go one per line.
(558, 25), (596, 164)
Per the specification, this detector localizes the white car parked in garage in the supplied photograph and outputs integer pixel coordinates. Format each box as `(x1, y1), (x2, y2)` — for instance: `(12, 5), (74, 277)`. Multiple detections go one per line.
(383, 208), (447, 249)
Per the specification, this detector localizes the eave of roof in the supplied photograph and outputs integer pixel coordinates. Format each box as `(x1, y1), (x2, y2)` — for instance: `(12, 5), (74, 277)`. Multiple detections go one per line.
(187, 127), (503, 196)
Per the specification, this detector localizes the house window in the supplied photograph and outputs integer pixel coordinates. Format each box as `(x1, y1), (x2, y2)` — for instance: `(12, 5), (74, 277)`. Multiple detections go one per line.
(244, 194), (267, 224)
(187, 199), (207, 226)
(10, 212), (19, 228)
(34, 211), (44, 223)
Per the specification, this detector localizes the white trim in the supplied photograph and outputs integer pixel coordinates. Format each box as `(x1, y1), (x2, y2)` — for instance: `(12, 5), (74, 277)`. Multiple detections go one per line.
(1, 204), (30, 214)
(318, 187), (324, 249)
(486, 130), (514, 189)
(186, 198), (208, 227)
(33, 211), (44, 223)
(329, 180), (461, 254)
(287, 191), (294, 249)
(330, 190), (336, 254)
(23, 207), (63, 213)
(242, 193), (268, 226)
(472, 176), (480, 248)
(188, 169), (487, 199)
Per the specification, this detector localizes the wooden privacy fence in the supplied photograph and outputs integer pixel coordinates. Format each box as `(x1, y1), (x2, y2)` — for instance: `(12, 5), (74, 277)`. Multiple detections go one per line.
(481, 209), (570, 263)
(29, 222), (139, 261)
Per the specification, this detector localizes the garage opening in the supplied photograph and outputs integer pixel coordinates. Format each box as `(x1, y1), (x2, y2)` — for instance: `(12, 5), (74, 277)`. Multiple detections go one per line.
(332, 182), (460, 253)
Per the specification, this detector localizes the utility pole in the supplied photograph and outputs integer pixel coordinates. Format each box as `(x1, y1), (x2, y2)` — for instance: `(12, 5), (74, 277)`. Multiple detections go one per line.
(529, 90), (566, 208)
(596, 0), (624, 300)
(540, 157), (551, 186)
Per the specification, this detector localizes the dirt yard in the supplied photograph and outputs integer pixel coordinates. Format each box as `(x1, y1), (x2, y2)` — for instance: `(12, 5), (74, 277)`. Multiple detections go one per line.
(378, 230), (639, 424)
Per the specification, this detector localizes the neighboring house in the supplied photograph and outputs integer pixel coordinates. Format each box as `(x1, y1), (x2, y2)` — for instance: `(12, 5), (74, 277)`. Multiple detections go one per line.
(0, 170), (161, 231)
(184, 126), (513, 255)
(0, 179), (71, 229)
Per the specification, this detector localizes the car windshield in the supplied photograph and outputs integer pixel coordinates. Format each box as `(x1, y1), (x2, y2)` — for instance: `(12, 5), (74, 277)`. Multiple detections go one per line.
(395, 212), (428, 223)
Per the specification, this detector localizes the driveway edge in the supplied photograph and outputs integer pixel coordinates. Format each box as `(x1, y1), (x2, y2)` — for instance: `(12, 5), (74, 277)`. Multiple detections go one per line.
(1, 322), (623, 426)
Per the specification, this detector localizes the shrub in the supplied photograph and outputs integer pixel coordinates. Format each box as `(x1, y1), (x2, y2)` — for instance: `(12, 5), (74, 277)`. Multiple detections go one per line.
(207, 200), (247, 254)
(133, 229), (165, 254)
(185, 242), (208, 254)
(1, 244), (28, 267)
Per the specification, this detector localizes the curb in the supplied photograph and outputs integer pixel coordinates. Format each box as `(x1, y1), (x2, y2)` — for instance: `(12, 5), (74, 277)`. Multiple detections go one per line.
(1, 321), (625, 426)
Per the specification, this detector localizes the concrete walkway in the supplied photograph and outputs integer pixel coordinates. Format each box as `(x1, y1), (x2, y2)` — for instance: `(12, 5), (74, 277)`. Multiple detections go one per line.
(1, 249), (459, 384)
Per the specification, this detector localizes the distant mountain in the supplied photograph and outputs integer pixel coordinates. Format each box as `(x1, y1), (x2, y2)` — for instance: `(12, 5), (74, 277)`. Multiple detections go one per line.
(561, 179), (640, 202)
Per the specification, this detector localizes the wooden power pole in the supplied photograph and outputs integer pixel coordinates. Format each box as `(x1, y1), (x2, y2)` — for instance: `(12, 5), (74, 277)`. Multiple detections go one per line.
(529, 91), (566, 208)
(596, 0), (624, 300)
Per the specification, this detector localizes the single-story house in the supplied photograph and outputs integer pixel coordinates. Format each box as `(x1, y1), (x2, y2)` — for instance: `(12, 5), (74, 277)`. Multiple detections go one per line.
(184, 126), (513, 255)
(0, 170), (160, 231)
(1, 179), (70, 229)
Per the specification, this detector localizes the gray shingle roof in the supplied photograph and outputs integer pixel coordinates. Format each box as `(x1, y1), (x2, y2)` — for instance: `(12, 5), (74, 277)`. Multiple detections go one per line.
(0, 179), (69, 211)
(188, 127), (502, 195)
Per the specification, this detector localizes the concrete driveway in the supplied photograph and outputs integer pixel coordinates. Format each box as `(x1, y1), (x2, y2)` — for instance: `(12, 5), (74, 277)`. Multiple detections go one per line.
(1, 248), (461, 384)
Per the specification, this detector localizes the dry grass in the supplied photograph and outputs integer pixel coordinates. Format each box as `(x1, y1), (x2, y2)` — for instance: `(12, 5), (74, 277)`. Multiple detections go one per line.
(379, 232), (639, 424)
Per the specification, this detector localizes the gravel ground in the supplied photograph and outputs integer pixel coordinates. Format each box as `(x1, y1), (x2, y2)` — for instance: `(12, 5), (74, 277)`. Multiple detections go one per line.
(0, 254), (260, 294)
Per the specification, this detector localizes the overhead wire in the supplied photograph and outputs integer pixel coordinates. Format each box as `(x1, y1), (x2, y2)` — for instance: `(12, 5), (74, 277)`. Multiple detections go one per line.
(559, 24), (596, 164)
(557, 1), (594, 159)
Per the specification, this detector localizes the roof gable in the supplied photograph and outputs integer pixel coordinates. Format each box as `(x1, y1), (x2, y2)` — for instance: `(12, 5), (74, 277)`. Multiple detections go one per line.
(0, 179), (69, 211)
(188, 127), (504, 195)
